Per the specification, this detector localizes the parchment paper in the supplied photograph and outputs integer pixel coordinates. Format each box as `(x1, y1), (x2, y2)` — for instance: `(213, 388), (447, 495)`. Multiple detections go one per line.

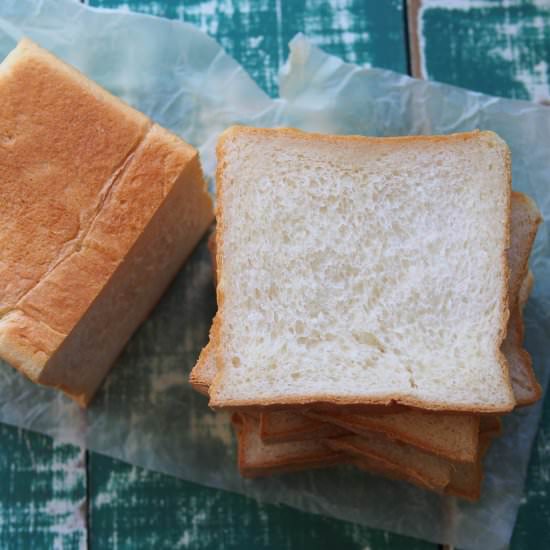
(1, 1), (549, 548)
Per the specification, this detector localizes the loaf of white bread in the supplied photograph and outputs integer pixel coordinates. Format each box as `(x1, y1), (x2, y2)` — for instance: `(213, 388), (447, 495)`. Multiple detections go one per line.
(190, 126), (542, 501)
(0, 39), (213, 406)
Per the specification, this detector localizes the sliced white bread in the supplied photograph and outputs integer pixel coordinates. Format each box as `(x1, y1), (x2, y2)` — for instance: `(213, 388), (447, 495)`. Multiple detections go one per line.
(519, 270), (534, 312)
(444, 434), (492, 501)
(210, 127), (514, 413)
(193, 192), (539, 409)
(308, 409), (479, 463)
(189, 340), (215, 396)
(235, 412), (496, 500)
(259, 410), (347, 443)
(189, 192), (538, 461)
(233, 413), (345, 478)
(350, 433), (491, 501)
(502, 193), (541, 405)
(324, 433), (453, 491)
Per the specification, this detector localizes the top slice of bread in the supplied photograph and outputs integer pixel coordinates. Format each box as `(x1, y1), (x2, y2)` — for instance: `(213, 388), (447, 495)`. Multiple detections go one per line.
(0, 39), (213, 405)
(193, 192), (539, 410)
(210, 126), (514, 412)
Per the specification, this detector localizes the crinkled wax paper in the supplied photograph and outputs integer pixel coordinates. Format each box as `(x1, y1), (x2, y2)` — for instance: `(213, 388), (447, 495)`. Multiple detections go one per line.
(1, 1), (550, 548)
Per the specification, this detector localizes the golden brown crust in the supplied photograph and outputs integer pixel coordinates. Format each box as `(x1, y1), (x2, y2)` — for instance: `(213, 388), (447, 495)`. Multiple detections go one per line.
(210, 126), (516, 414)
(497, 142), (514, 404)
(0, 40), (213, 405)
(307, 410), (479, 464)
(507, 192), (542, 406)
(260, 411), (347, 444)
(479, 415), (502, 438)
(210, 394), (514, 414)
(207, 229), (218, 288)
(444, 434), (492, 501)
(234, 413), (344, 478)
(189, 342), (212, 396)
(238, 455), (345, 478)
(324, 435), (451, 491)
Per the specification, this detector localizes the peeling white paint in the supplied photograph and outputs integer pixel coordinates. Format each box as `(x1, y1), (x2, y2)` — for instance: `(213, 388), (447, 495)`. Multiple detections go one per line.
(0, 437), (86, 549)
(417, 0), (550, 103)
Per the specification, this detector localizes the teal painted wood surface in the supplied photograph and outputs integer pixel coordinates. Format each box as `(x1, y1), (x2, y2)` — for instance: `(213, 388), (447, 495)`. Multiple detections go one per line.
(409, 0), (550, 103)
(89, 452), (434, 550)
(0, 423), (86, 549)
(86, 0), (407, 96)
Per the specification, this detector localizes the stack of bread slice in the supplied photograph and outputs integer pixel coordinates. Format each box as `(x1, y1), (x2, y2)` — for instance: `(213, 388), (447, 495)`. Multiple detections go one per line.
(190, 126), (542, 501)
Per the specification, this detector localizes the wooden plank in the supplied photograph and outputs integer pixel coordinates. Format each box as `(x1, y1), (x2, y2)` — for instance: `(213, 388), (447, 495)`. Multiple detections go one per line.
(83, 1), (432, 549)
(87, 0), (408, 96)
(408, 2), (550, 548)
(408, 0), (550, 103)
(89, 452), (434, 550)
(0, 423), (86, 549)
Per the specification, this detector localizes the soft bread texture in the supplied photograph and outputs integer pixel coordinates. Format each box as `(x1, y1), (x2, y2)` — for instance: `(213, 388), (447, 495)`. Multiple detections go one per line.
(191, 337), (480, 462)
(190, 193), (538, 460)
(0, 39), (213, 405)
(233, 413), (344, 477)
(193, 192), (539, 411)
(210, 127), (514, 412)
(192, 345), (473, 460)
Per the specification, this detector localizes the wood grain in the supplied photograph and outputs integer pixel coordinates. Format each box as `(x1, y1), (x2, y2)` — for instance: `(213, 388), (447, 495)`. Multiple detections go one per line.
(0, 423), (86, 549)
(88, 452), (434, 550)
(407, 0), (550, 103)
(87, 0), (408, 97)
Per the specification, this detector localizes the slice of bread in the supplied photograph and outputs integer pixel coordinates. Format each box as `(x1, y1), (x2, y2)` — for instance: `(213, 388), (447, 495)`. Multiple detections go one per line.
(190, 191), (538, 461)
(234, 413), (345, 478)
(210, 127), (514, 412)
(502, 193), (541, 406)
(351, 455), (439, 492)
(260, 410), (347, 443)
(444, 434), (492, 501)
(189, 339), (216, 396)
(350, 434), (491, 501)
(235, 411), (496, 500)
(519, 270), (534, 312)
(324, 433), (453, 491)
(0, 39), (213, 405)
(193, 191), (539, 410)
(308, 409), (479, 463)
(479, 415), (502, 438)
